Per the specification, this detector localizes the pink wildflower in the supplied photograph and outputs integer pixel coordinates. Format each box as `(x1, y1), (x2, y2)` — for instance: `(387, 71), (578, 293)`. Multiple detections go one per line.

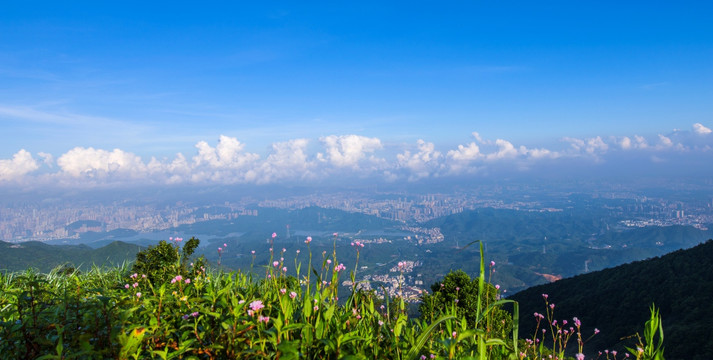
(272, 232), (277, 238)
(289, 291), (297, 299)
(273, 261), (279, 267)
(305, 236), (312, 244)
(249, 300), (264, 312)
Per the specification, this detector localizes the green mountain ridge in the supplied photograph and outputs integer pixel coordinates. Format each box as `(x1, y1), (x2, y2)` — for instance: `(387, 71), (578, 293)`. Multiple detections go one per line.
(0, 240), (142, 273)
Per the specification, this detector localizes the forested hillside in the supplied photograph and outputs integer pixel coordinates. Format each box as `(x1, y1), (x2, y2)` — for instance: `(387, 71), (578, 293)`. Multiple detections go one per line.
(0, 240), (142, 273)
(510, 239), (713, 360)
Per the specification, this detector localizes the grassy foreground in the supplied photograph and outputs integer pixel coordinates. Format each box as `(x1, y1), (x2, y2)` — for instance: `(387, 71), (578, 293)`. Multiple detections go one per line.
(0, 238), (663, 359)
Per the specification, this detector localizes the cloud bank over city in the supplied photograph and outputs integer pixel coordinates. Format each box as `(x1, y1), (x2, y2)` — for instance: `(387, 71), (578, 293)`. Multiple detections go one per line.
(2, 123), (712, 187)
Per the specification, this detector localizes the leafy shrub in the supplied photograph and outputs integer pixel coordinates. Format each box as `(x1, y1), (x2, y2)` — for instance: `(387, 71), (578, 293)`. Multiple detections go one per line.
(131, 237), (204, 284)
(420, 269), (513, 339)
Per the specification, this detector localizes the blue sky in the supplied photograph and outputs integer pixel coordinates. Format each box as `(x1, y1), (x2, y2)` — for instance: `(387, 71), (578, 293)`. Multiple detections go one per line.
(1, 2), (712, 186)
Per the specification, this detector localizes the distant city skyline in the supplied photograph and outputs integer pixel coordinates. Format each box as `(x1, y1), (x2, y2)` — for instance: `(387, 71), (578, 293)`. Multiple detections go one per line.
(1, 2), (712, 186)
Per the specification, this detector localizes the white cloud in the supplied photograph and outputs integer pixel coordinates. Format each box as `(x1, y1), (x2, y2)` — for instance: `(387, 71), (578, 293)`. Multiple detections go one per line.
(585, 136), (608, 154)
(37, 152), (54, 166)
(521, 146), (558, 159)
(563, 136), (608, 155)
(0, 149), (40, 181)
(633, 135), (648, 149)
(656, 134), (674, 149)
(318, 135), (383, 168)
(619, 136), (632, 150)
(486, 139), (518, 160)
(192, 135), (259, 169)
(693, 123), (712, 135)
(396, 139), (442, 180)
(258, 138), (315, 183)
(4, 124), (713, 187)
(56, 147), (148, 178)
(447, 142), (481, 161)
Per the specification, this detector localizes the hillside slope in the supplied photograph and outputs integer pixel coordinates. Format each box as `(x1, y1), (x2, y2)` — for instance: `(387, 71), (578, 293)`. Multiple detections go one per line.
(0, 240), (142, 273)
(509, 239), (713, 360)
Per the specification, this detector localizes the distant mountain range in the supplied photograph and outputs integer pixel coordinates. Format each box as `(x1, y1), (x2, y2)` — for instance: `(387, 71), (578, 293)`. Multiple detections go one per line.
(0, 240), (142, 273)
(509, 239), (713, 360)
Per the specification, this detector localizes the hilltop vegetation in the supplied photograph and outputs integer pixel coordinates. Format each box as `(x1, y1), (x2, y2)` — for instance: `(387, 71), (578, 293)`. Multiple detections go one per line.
(510, 239), (713, 360)
(0, 240), (142, 273)
(0, 237), (667, 359)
